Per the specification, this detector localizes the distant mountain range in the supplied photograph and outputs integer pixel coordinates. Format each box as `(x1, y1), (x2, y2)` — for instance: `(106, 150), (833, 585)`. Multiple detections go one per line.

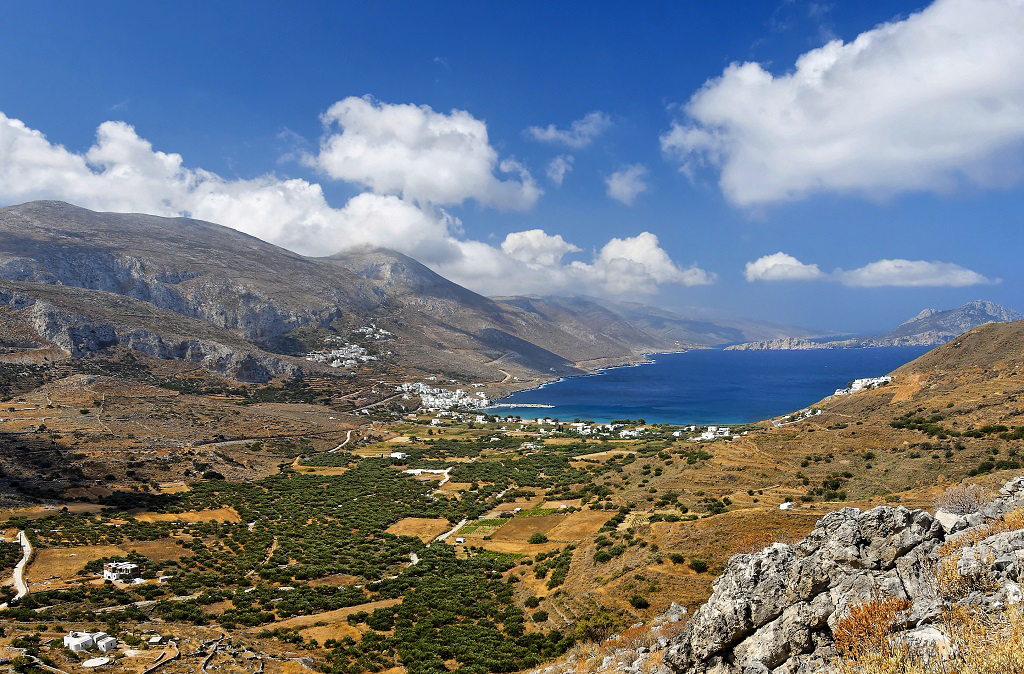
(0, 201), (804, 384)
(725, 300), (1023, 351)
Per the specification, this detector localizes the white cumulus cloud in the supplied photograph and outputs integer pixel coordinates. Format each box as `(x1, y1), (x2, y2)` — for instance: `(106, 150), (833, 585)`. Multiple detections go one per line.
(311, 95), (540, 209)
(570, 233), (715, 295)
(525, 111), (612, 149)
(744, 252), (825, 281)
(546, 155), (574, 186)
(605, 164), (649, 205)
(0, 110), (709, 299)
(742, 250), (996, 287)
(837, 259), (998, 287)
(501, 229), (581, 268)
(662, 0), (1024, 205)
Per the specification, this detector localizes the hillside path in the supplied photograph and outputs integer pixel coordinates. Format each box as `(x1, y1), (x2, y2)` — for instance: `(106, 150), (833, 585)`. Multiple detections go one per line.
(0, 531), (32, 609)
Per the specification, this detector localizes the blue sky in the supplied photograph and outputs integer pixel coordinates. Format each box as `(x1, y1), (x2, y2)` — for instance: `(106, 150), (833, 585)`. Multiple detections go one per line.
(1, 0), (1021, 334)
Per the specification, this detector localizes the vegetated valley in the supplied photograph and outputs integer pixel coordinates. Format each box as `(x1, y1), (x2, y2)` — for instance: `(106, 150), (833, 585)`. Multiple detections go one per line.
(1, 204), (1024, 673)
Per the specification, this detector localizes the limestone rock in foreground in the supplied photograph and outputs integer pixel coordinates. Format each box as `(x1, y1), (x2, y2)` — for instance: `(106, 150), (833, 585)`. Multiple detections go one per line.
(660, 476), (1024, 674)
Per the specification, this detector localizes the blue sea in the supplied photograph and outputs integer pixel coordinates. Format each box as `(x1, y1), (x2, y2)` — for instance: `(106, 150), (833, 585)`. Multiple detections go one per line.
(485, 346), (933, 425)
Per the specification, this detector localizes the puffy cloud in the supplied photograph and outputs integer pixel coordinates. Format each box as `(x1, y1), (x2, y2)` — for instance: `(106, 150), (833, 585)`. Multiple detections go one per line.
(662, 0), (1024, 205)
(546, 155), (574, 186)
(742, 250), (995, 287)
(570, 233), (715, 295)
(605, 164), (649, 205)
(311, 95), (540, 209)
(0, 111), (708, 299)
(501, 229), (581, 268)
(525, 111), (611, 148)
(744, 252), (824, 281)
(838, 259), (997, 287)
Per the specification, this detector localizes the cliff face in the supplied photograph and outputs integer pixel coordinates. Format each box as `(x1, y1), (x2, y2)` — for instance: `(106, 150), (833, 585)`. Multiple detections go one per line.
(0, 284), (302, 382)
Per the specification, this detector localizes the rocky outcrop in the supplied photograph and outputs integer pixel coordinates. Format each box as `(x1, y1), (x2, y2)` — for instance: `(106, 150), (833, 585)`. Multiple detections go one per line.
(0, 288), (300, 382)
(725, 338), (858, 351)
(656, 476), (1024, 674)
(117, 329), (301, 382)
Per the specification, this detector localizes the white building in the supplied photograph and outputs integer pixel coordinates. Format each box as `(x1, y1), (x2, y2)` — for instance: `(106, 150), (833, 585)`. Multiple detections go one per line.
(389, 451), (409, 460)
(64, 632), (95, 652)
(102, 561), (139, 581)
(95, 635), (118, 652)
(64, 631), (118, 653)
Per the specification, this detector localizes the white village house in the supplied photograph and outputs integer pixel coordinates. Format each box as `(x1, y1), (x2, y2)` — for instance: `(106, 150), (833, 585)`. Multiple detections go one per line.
(102, 561), (139, 582)
(64, 631), (118, 653)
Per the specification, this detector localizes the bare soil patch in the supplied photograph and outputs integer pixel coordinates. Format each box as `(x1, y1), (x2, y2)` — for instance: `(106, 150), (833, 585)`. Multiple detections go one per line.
(464, 539), (563, 555)
(385, 517), (452, 543)
(301, 466), (351, 476)
(157, 482), (190, 494)
(545, 510), (609, 541)
(123, 537), (188, 562)
(0, 504), (107, 521)
(263, 598), (401, 630)
(27, 544), (126, 585)
(133, 506), (241, 523)
(490, 514), (566, 541)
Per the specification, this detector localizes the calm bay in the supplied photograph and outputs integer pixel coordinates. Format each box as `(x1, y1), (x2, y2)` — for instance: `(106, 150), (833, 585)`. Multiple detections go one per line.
(486, 346), (933, 425)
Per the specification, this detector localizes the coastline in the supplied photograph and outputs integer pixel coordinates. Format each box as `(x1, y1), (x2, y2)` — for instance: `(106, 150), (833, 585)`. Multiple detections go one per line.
(478, 345), (930, 425)
(482, 348), (692, 411)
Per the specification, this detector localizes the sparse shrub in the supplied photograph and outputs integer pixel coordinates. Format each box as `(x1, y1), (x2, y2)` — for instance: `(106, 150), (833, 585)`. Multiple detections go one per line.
(629, 594), (649, 609)
(936, 483), (987, 515)
(688, 559), (708, 573)
(833, 596), (912, 663)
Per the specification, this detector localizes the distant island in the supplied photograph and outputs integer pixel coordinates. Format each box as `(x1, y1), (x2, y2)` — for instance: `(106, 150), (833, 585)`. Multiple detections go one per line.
(726, 300), (1022, 350)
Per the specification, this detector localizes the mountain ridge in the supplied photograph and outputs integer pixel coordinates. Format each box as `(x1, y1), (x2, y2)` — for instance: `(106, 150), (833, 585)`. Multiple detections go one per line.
(0, 201), (754, 386)
(726, 299), (1022, 351)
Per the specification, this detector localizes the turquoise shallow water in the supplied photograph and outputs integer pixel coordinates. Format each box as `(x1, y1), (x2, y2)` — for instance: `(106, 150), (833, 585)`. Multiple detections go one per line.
(485, 346), (933, 425)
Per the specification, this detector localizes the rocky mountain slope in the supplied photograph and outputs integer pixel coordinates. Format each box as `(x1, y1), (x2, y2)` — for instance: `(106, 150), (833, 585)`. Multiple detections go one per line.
(0, 201), (688, 383)
(726, 300), (1022, 351)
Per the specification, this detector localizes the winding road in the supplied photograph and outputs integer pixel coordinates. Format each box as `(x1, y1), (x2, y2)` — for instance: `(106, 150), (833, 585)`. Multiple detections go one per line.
(0, 530), (33, 609)
(328, 429), (354, 453)
(434, 518), (468, 542)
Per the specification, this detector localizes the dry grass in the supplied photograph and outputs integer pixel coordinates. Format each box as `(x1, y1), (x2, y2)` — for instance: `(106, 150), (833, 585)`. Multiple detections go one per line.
(836, 506), (1024, 673)
(834, 597), (912, 663)
(544, 511), (610, 541)
(257, 598), (401, 631)
(123, 537), (189, 562)
(26, 544), (126, 584)
(836, 605), (1024, 674)
(533, 620), (688, 674)
(934, 508), (1024, 601)
(490, 514), (565, 541)
(133, 506), (241, 523)
(384, 517), (452, 542)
